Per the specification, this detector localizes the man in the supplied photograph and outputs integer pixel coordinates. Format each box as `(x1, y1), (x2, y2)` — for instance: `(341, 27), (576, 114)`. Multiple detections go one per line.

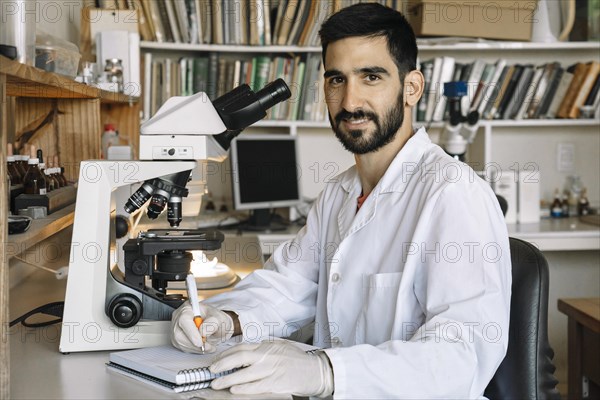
(171, 3), (511, 398)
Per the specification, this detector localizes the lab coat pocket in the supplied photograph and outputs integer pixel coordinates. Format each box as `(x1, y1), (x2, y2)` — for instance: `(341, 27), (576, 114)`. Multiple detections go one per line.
(357, 272), (403, 345)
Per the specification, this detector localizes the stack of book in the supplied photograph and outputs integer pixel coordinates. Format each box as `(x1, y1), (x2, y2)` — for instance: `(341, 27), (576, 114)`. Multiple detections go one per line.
(417, 58), (600, 122)
(96, 0), (385, 47)
(142, 53), (328, 122)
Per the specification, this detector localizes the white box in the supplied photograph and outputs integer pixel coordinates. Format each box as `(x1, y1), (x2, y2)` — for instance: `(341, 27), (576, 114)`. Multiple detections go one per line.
(518, 170), (541, 224)
(493, 170), (517, 224)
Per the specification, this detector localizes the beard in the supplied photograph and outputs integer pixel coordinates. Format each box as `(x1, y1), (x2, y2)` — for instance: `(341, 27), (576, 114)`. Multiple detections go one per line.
(329, 90), (404, 155)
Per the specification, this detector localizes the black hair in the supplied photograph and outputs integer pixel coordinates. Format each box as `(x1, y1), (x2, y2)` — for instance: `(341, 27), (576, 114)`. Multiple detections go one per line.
(319, 3), (418, 78)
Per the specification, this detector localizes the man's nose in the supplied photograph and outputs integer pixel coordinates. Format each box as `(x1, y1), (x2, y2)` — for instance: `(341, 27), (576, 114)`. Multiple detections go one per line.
(340, 81), (364, 112)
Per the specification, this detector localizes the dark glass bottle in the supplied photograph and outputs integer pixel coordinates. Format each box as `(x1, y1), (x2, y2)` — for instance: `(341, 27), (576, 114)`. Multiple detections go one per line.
(578, 188), (590, 216)
(23, 156), (47, 195)
(550, 189), (563, 218)
(37, 148), (56, 192)
(561, 190), (570, 217)
(54, 155), (68, 186)
(7, 155), (22, 185)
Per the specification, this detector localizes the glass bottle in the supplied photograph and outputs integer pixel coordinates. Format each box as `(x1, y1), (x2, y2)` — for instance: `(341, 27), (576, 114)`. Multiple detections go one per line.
(16, 153), (29, 178)
(54, 155), (68, 186)
(561, 190), (570, 217)
(47, 158), (62, 188)
(23, 156), (47, 195)
(6, 143), (23, 184)
(36, 148), (52, 192)
(550, 189), (562, 218)
(578, 188), (590, 216)
(104, 58), (124, 93)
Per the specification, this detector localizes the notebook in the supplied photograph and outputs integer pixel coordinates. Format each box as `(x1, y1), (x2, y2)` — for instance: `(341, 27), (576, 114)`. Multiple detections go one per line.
(107, 340), (318, 394)
(107, 342), (240, 393)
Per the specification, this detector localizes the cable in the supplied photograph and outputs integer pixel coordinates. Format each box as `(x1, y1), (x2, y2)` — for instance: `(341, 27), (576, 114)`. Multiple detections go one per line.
(9, 301), (64, 328)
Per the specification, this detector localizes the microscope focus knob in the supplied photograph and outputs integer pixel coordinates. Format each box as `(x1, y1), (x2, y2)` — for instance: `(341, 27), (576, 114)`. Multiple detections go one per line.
(108, 294), (143, 328)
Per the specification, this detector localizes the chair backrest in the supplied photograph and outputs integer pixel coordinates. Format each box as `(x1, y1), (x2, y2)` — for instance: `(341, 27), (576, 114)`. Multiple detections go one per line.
(484, 238), (561, 399)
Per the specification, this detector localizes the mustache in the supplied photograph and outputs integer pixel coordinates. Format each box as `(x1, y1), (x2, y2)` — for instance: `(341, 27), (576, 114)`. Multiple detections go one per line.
(334, 109), (378, 125)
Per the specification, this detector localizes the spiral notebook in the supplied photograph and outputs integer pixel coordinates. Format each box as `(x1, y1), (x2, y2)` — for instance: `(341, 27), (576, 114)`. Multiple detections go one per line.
(107, 342), (239, 393)
(107, 340), (318, 394)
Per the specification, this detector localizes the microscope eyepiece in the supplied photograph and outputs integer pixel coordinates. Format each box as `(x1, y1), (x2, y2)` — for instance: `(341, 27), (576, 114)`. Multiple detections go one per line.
(256, 78), (292, 111)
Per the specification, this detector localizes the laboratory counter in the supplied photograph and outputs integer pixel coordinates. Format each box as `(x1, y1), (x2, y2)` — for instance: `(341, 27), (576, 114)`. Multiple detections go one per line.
(8, 235), (268, 400)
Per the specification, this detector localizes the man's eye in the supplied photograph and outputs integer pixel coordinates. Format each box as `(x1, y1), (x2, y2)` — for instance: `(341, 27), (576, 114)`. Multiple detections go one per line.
(329, 77), (344, 85)
(366, 74), (381, 82)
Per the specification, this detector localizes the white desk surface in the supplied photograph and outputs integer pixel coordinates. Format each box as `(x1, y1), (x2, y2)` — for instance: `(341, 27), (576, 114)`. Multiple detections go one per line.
(9, 236), (266, 400)
(507, 216), (600, 251)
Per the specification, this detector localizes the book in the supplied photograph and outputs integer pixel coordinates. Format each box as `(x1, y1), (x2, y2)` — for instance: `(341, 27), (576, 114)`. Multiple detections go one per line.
(476, 59), (507, 116)
(495, 64), (524, 119)
(505, 65), (535, 120)
(535, 66), (563, 119)
(513, 64), (544, 120)
(107, 340), (318, 394)
(525, 62), (558, 119)
(431, 56), (455, 121)
(556, 62), (590, 118)
(486, 65), (513, 119)
(424, 56), (442, 122)
(584, 72), (600, 106)
(417, 59), (433, 122)
(567, 61), (600, 118)
(546, 69), (574, 119)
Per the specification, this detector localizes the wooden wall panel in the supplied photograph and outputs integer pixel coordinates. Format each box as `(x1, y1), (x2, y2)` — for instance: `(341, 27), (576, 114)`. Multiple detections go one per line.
(1, 72), (10, 399)
(13, 98), (59, 159)
(57, 99), (102, 182)
(101, 102), (140, 159)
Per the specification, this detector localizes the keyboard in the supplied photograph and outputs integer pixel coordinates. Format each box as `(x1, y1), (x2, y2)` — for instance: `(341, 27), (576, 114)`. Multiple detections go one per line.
(196, 213), (242, 229)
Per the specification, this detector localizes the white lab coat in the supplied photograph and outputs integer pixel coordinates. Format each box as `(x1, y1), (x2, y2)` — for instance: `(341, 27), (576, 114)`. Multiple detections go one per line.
(205, 128), (511, 399)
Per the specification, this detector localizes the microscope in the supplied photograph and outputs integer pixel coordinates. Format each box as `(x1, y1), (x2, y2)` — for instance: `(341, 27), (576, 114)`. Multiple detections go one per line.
(439, 81), (480, 162)
(59, 79), (291, 353)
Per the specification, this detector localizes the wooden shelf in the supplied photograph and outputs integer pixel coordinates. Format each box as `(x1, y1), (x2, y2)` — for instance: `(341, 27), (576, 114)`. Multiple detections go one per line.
(140, 41), (321, 53)
(7, 204), (75, 258)
(0, 56), (138, 104)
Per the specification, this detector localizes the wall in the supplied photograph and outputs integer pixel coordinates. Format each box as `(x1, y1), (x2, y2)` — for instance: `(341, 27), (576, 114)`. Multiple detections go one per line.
(33, 0), (82, 44)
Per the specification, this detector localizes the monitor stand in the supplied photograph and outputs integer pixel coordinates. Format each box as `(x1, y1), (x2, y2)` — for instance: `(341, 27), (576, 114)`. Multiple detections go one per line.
(240, 208), (287, 232)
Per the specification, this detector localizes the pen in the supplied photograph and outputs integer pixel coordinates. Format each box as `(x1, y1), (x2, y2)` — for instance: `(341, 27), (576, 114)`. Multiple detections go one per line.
(185, 273), (205, 352)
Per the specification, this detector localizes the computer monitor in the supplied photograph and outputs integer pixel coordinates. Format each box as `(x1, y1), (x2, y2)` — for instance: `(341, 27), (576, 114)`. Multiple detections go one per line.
(230, 134), (302, 231)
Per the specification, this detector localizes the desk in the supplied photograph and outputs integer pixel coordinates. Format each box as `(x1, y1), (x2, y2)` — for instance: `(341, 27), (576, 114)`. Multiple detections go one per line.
(558, 298), (600, 399)
(9, 236), (264, 399)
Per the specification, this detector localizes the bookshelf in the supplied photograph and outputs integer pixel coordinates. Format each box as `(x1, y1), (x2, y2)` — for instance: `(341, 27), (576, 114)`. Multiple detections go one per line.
(139, 39), (599, 202)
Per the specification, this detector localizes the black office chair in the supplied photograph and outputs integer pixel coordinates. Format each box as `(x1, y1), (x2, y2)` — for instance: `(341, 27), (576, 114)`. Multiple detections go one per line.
(484, 237), (561, 399)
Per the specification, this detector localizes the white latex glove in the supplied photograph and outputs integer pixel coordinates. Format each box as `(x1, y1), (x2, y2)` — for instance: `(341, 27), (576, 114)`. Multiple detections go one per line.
(209, 340), (334, 397)
(170, 302), (234, 354)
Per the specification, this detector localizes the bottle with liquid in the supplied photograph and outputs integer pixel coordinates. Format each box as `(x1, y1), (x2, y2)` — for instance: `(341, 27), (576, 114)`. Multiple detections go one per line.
(16, 152), (29, 177)
(550, 189), (563, 218)
(46, 158), (62, 189)
(36, 148), (53, 192)
(54, 155), (68, 186)
(6, 143), (22, 185)
(561, 190), (570, 217)
(578, 188), (590, 216)
(22, 147), (47, 195)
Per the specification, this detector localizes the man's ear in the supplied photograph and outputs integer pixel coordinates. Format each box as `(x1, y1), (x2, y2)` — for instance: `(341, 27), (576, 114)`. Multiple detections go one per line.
(403, 70), (425, 107)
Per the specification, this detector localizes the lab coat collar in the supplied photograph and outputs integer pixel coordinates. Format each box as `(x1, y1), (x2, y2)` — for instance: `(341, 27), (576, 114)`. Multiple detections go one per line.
(337, 127), (430, 240)
(339, 127), (430, 195)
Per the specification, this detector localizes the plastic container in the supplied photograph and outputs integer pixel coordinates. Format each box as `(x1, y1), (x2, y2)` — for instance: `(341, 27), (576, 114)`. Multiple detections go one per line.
(35, 31), (81, 78)
(0, 0), (36, 65)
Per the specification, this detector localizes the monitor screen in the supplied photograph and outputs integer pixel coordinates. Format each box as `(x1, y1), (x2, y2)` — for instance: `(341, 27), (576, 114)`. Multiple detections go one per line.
(230, 134), (302, 212)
